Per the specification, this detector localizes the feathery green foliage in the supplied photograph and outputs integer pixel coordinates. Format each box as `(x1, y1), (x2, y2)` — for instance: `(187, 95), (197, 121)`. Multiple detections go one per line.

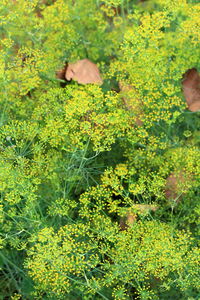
(0, 0), (200, 299)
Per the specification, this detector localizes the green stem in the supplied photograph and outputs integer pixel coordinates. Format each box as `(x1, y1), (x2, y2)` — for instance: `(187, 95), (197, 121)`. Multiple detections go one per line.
(0, 252), (26, 275)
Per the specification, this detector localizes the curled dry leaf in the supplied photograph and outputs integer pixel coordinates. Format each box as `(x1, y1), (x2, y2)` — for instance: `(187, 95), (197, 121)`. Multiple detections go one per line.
(120, 204), (158, 230)
(188, 100), (200, 112)
(182, 68), (200, 112)
(165, 172), (193, 201)
(133, 204), (158, 213)
(65, 59), (103, 85)
(120, 213), (137, 230)
(119, 81), (143, 126)
(56, 63), (68, 80)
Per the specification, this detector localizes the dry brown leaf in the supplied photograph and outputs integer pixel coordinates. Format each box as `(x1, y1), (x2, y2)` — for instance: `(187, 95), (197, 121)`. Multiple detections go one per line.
(165, 173), (182, 200)
(133, 204), (158, 213)
(182, 68), (200, 111)
(120, 213), (137, 230)
(65, 59), (103, 85)
(120, 204), (158, 230)
(119, 81), (143, 126)
(127, 213), (137, 224)
(188, 100), (200, 112)
(164, 172), (192, 201)
(56, 63), (69, 88)
(56, 63), (68, 80)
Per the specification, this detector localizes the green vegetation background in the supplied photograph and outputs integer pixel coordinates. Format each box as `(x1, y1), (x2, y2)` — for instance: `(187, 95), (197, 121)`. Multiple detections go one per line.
(0, 0), (199, 299)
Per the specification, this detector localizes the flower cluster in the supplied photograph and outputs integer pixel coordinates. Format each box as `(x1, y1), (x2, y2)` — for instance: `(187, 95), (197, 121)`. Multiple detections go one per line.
(0, 0), (199, 299)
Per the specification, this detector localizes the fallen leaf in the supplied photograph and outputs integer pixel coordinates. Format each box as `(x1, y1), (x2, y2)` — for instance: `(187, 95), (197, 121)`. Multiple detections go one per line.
(165, 173), (182, 200)
(56, 63), (68, 80)
(188, 100), (200, 112)
(182, 68), (200, 111)
(164, 172), (193, 201)
(65, 59), (103, 85)
(127, 213), (137, 224)
(120, 213), (137, 230)
(120, 204), (158, 230)
(133, 204), (158, 213)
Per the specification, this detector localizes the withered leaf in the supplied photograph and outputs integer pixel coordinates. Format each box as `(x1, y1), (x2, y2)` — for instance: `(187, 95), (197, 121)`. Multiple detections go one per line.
(188, 100), (200, 112)
(182, 68), (200, 112)
(120, 204), (158, 230)
(56, 63), (68, 80)
(120, 213), (137, 230)
(133, 204), (158, 213)
(65, 59), (103, 85)
(165, 173), (182, 200)
(164, 172), (192, 201)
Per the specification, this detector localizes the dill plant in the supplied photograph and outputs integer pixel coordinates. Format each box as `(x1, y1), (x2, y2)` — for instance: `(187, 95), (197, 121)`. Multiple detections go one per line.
(0, 0), (200, 299)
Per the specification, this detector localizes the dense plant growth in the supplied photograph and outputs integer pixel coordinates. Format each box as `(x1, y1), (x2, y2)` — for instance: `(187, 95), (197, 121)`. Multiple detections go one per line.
(0, 0), (200, 299)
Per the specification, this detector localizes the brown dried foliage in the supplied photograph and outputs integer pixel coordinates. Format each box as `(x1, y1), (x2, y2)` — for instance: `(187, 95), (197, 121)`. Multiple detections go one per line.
(182, 68), (200, 112)
(120, 205), (158, 230)
(65, 59), (103, 85)
(164, 172), (192, 201)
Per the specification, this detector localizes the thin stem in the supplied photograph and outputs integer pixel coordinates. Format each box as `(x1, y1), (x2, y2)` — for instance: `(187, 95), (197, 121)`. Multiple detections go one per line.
(0, 252), (26, 275)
